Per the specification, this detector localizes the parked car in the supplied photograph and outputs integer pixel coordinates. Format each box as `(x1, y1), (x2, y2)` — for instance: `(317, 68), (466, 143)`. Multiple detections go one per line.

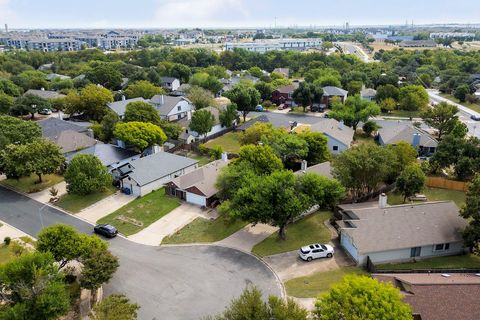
(471, 114), (480, 121)
(255, 105), (264, 112)
(38, 108), (52, 115)
(94, 224), (118, 238)
(299, 243), (334, 262)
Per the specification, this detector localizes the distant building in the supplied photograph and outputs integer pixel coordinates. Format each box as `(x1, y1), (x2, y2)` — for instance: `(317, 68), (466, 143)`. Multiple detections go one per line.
(6, 38), (83, 52)
(321, 86), (348, 106)
(225, 38), (322, 53)
(399, 40), (437, 48)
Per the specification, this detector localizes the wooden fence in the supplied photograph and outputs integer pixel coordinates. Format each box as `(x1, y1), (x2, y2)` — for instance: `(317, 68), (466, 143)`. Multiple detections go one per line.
(426, 176), (468, 192)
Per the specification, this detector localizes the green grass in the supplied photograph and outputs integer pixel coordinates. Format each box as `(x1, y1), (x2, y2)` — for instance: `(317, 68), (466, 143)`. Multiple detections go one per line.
(56, 185), (117, 213)
(0, 244), (15, 265)
(353, 133), (376, 145)
(162, 215), (248, 244)
(98, 188), (180, 236)
(19, 236), (36, 247)
(387, 187), (466, 207)
(204, 132), (242, 154)
(190, 154), (213, 166)
(439, 93), (480, 113)
(376, 254), (480, 270)
(285, 266), (367, 298)
(381, 110), (422, 118)
(0, 174), (64, 193)
(252, 211), (332, 257)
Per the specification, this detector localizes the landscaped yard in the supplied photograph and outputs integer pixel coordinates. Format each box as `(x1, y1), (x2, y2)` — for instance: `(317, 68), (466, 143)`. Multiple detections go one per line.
(285, 266), (367, 298)
(353, 133), (376, 145)
(376, 254), (480, 270)
(0, 174), (64, 193)
(0, 244), (16, 265)
(56, 185), (117, 213)
(204, 131), (242, 154)
(387, 187), (466, 207)
(98, 188), (180, 236)
(252, 211), (332, 257)
(439, 93), (480, 113)
(161, 215), (248, 244)
(381, 110), (422, 118)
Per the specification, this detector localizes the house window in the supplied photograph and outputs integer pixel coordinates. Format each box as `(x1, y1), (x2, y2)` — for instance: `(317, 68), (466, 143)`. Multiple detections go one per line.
(332, 146), (339, 151)
(177, 106), (181, 111)
(434, 243), (450, 251)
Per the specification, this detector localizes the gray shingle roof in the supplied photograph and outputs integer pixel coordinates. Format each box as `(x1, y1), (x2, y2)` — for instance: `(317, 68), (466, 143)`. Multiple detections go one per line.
(308, 118), (354, 147)
(150, 95), (189, 116)
(25, 89), (66, 100)
(107, 97), (149, 117)
(54, 130), (97, 154)
(66, 143), (138, 167)
(295, 161), (333, 179)
(339, 201), (467, 254)
(378, 123), (438, 148)
(322, 86), (348, 97)
(360, 88), (377, 97)
(126, 152), (198, 186)
(38, 117), (89, 139)
(161, 77), (178, 83)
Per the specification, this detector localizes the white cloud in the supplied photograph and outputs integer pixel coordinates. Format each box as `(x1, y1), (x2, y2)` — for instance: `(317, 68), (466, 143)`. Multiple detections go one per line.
(0, 0), (16, 24)
(154, 0), (251, 27)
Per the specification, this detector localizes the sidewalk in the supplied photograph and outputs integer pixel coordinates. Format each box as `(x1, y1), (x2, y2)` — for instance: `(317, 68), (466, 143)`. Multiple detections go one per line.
(76, 192), (135, 224)
(0, 220), (31, 240)
(216, 223), (278, 252)
(128, 203), (205, 245)
(27, 181), (67, 204)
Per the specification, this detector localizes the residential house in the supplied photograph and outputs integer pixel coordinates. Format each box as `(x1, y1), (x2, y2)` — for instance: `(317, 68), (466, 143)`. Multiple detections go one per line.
(299, 119), (354, 154)
(107, 97), (150, 119)
(377, 122), (438, 155)
(45, 73), (71, 81)
(321, 86), (348, 106)
(272, 68), (290, 78)
(150, 95), (194, 122)
(160, 77), (181, 92)
(295, 161), (333, 179)
(172, 83), (191, 97)
(166, 157), (229, 207)
(271, 83), (299, 107)
(219, 74), (260, 94)
(65, 143), (139, 171)
(374, 273), (480, 320)
(179, 106), (229, 144)
(112, 151), (199, 196)
(24, 89), (66, 100)
(338, 197), (468, 266)
(360, 88), (377, 101)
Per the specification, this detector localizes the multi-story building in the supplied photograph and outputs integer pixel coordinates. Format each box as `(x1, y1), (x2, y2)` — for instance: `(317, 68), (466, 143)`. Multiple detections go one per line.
(224, 38), (322, 53)
(5, 37), (83, 51)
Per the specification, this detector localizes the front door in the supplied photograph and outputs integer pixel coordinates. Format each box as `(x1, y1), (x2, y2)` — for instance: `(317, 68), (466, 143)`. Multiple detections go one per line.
(410, 247), (421, 258)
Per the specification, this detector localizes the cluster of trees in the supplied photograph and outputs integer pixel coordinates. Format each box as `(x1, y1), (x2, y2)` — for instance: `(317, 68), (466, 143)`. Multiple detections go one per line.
(0, 224), (120, 319)
(206, 275), (412, 320)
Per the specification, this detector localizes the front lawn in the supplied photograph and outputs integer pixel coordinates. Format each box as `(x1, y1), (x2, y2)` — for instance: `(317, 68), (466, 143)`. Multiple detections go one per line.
(56, 185), (117, 213)
(381, 110), (422, 118)
(387, 187), (466, 207)
(285, 266), (367, 298)
(98, 188), (180, 236)
(0, 244), (15, 265)
(161, 215), (248, 244)
(0, 174), (64, 193)
(252, 211), (332, 257)
(439, 93), (480, 113)
(376, 254), (480, 270)
(204, 132), (242, 154)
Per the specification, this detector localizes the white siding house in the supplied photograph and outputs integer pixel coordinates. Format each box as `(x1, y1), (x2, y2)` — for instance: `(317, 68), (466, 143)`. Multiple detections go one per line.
(150, 95), (194, 122)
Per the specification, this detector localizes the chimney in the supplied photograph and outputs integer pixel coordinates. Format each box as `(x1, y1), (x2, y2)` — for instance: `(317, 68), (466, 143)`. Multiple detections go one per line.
(121, 95), (126, 101)
(378, 193), (387, 209)
(221, 152), (228, 162)
(338, 120), (344, 130)
(161, 95), (164, 105)
(301, 160), (308, 171)
(40, 87), (45, 91)
(412, 133), (421, 147)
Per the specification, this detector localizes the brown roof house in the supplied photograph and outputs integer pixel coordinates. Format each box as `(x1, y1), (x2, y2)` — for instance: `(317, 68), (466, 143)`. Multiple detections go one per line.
(338, 196), (468, 266)
(374, 273), (480, 320)
(165, 155), (229, 207)
(271, 83), (299, 107)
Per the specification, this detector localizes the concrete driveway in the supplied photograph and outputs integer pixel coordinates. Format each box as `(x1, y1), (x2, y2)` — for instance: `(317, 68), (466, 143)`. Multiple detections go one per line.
(0, 186), (282, 320)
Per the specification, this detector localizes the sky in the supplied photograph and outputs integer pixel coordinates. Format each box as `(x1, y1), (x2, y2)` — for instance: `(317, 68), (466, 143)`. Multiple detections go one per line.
(1, 0), (480, 29)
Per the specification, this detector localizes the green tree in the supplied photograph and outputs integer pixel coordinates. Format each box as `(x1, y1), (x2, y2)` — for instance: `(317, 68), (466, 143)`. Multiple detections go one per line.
(0, 143), (32, 178)
(248, 66), (264, 78)
(454, 84), (471, 103)
(114, 121), (167, 154)
(91, 294), (140, 320)
(314, 275), (412, 320)
(0, 115), (41, 149)
(0, 91), (14, 114)
(0, 79), (23, 97)
(375, 84), (399, 102)
(297, 131), (329, 165)
(159, 120), (182, 140)
(64, 154), (113, 195)
(86, 63), (123, 90)
(11, 70), (49, 91)
(205, 286), (308, 320)
(0, 252), (70, 320)
(461, 174), (480, 249)
(329, 95), (380, 130)
(80, 249), (119, 302)
(421, 102), (459, 139)
(254, 81), (274, 101)
(28, 139), (65, 183)
(346, 80), (363, 96)
(189, 72), (223, 94)
(219, 103), (239, 128)
(186, 85), (214, 109)
(297, 173), (345, 209)
(240, 122), (275, 145)
(362, 120), (379, 136)
(292, 82), (315, 112)
(190, 109), (215, 139)
(237, 145), (284, 175)
(100, 110), (120, 142)
(261, 130), (309, 165)
(64, 84), (113, 121)
(396, 164), (426, 202)
(223, 84), (261, 122)
(12, 94), (51, 119)
(399, 85), (429, 111)
(379, 97), (397, 113)
(332, 143), (396, 199)
(124, 101), (161, 125)
(124, 80), (164, 99)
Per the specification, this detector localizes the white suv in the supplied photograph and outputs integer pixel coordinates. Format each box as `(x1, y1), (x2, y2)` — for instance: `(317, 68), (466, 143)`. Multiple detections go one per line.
(299, 243), (334, 262)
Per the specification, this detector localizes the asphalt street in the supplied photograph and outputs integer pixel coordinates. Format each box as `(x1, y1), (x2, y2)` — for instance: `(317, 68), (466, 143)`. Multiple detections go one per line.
(0, 186), (282, 320)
